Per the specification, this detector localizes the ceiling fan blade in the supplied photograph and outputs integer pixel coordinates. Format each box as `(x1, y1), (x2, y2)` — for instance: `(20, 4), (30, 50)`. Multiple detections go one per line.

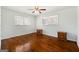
(32, 11), (35, 13)
(40, 9), (46, 11)
(39, 11), (41, 13)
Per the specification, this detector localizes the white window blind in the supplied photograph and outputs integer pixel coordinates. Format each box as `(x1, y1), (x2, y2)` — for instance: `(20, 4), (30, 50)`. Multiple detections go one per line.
(15, 16), (31, 25)
(43, 15), (58, 25)
(15, 16), (24, 25)
(23, 17), (31, 25)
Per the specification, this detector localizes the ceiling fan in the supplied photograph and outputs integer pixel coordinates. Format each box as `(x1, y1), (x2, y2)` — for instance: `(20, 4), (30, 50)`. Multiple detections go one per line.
(28, 6), (46, 14)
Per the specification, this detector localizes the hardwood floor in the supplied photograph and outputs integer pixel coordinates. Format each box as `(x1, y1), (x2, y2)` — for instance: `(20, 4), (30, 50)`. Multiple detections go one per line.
(1, 33), (79, 52)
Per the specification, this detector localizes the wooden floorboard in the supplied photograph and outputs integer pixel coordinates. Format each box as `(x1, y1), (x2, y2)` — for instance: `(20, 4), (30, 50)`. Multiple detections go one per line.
(1, 33), (79, 52)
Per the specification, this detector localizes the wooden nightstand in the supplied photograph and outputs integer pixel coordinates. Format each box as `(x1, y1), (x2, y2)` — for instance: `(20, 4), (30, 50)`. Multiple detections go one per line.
(58, 32), (67, 41)
(37, 29), (43, 35)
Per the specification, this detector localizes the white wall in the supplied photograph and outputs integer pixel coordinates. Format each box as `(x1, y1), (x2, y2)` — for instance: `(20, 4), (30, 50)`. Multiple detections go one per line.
(1, 7), (36, 39)
(37, 7), (77, 41)
(77, 7), (79, 47)
(0, 6), (1, 49)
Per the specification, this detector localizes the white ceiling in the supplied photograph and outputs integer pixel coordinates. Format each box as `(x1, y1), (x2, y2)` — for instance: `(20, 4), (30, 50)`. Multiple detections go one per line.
(3, 6), (74, 16)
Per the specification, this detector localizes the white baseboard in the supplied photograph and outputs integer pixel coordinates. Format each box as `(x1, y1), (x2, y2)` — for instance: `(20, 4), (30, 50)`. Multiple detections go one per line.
(43, 33), (77, 42)
(67, 39), (77, 42)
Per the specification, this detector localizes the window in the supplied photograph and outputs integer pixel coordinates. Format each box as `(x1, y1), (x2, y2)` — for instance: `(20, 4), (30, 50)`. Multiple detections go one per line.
(15, 16), (24, 25)
(15, 16), (31, 25)
(23, 17), (31, 25)
(42, 15), (58, 25)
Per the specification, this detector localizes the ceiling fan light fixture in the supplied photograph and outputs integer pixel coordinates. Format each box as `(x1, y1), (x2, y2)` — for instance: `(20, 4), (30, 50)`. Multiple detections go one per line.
(34, 11), (40, 15)
(28, 6), (46, 15)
